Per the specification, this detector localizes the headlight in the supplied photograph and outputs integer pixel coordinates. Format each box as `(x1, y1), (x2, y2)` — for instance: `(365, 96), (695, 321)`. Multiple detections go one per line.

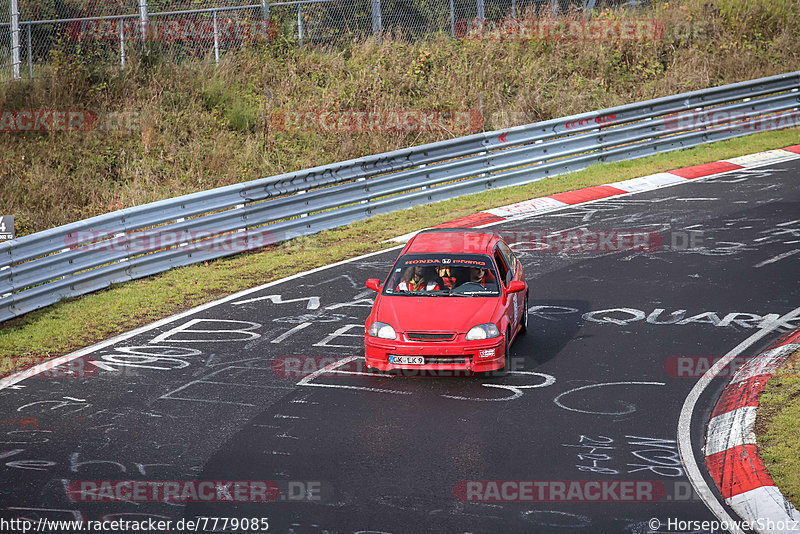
(465, 323), (501, 340)
(368, 321), (397, 340)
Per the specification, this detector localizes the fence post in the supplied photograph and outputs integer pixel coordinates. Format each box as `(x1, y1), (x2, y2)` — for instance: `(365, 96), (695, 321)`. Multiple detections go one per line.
(449, 0), (455, 37)
(297, 5), (303, 46)
(550, 0), (559, 17)
(9, 0), (20, 80)
(370, 0), (382, 36)
(476, 0), (485, 21)
(213, 10), (220, 63)
(261, 0), (270, 20)
(138, 0), (149, 42)
(512, 0), (517, 18)
(26, 21), (32, 78)
(119, 18), (126, 68)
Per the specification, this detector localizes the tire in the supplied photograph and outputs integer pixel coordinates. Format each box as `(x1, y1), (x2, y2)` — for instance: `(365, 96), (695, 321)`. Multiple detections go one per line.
(520, 293), (529, 335)
(478, 330), (510, 378)
(364, 357), (379, 374)
(499, 329), (512, 375)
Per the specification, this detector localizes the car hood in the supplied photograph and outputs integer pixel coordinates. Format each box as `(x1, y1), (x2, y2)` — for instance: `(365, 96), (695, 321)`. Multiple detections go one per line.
(375, 295), (501, 334)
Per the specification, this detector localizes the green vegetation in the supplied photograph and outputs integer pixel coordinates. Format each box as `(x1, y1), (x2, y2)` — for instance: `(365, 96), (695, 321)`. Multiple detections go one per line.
(756, 346), (800, 508)
(1, 0), (798, 234)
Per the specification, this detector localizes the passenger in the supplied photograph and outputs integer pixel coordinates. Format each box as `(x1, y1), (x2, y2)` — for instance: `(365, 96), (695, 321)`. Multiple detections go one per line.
(437, 266), (456, 290)
(397, 265), (440, 291)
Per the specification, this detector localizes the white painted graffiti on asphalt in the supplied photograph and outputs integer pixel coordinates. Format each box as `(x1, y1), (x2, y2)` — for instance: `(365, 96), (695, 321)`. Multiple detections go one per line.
(296, 355), (557, 402)
(12, 295), (795, 386)
(530, 305), (799, 329)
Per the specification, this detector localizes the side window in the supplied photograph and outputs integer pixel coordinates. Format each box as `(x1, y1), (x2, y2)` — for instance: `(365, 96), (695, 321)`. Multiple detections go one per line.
(494, 249), (510, 287)
(497, 241), (516, 278)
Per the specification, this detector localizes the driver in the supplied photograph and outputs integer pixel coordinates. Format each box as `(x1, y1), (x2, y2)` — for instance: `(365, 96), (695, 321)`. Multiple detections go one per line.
(397, 265), (440, 291)
(468, 266), (496, 288)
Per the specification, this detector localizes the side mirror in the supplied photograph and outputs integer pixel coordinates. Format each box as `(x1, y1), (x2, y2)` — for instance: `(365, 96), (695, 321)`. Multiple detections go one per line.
(507, 280), (526, 293)
(366, 279), (382, 292)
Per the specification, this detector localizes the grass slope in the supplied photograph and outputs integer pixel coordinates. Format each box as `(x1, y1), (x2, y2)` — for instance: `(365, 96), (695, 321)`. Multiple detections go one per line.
(756, 346), (800, 508)
(1, 0), (798, 234)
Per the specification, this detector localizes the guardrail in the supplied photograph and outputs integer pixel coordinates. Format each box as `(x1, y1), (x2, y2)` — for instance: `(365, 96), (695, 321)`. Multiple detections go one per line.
(1, 71), (798, 323)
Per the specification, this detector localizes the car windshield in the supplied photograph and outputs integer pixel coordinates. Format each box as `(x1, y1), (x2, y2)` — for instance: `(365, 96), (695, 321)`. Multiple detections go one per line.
(382, 253), (500, 297)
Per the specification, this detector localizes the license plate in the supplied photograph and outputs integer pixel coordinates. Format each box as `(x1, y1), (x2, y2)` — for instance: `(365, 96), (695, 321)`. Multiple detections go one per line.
(390, 356), (425, 365)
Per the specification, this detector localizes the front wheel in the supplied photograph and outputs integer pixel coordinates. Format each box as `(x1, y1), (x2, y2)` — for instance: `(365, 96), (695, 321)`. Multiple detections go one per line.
(364, 357), (380, 374)
(520, 293), (529, 335)
(498, 328), (512, 375)
(478, 331), (510, 378)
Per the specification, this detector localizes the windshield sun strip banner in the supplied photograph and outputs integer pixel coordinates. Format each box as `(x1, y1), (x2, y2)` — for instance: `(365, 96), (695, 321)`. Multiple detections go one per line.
(383, 253), (500, 296)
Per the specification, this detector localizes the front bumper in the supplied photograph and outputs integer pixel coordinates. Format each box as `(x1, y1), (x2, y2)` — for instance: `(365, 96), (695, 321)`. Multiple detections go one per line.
(364, 335), (506, 373)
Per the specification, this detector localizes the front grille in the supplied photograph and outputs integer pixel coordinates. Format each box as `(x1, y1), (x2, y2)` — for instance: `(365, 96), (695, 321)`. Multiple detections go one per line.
(406, 332), (456, 342)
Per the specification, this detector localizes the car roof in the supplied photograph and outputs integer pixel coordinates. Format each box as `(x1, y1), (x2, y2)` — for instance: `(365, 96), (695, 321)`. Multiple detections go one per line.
(403, 228), (501, 254)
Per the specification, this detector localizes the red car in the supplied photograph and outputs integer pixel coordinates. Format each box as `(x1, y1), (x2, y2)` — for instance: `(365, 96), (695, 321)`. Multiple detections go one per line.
(364, 228), (528, 374)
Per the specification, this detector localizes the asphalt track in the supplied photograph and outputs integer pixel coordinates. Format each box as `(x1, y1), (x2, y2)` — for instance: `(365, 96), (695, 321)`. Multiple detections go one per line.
(0, 159), (798, 534)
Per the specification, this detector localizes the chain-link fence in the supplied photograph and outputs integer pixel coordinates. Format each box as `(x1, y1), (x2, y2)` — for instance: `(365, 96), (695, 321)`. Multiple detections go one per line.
(0, 0), (646, 81)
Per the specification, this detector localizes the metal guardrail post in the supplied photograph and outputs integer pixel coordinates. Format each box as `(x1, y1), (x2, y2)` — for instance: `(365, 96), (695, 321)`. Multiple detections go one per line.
(10, 0), (20, 80)
(213, 10), (220, 63)
(26, 21), (32, 79)
(371, 0), (382, 36)
(119, 18), (126, 68)
(477, 0), (485, 21)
